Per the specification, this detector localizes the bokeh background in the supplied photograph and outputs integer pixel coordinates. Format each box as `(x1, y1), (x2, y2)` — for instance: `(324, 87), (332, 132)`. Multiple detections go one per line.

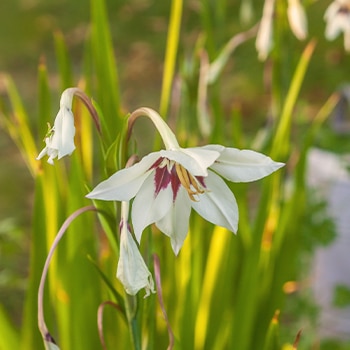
(1, 0), (350, 348)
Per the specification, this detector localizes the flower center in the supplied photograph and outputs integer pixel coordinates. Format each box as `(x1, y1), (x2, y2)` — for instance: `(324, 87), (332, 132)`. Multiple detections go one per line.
(151, 157), (206, 202)
(174, 163), (205, 201)
(339, 5), (350, 14)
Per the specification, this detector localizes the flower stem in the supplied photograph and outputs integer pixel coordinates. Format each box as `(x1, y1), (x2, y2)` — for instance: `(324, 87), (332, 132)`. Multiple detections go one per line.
(125, 294), (141, 350)
(128, 107), (180, 150)
(37, 205), (98, 348)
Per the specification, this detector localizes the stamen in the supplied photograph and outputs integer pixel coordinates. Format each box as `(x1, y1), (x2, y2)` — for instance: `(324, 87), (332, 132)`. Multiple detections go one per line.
(188, 172), (205, 195)
(175, 163), (205, 201)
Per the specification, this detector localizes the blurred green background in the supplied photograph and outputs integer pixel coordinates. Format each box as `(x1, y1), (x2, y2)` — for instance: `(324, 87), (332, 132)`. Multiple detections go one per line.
(1, 0), (350, 346)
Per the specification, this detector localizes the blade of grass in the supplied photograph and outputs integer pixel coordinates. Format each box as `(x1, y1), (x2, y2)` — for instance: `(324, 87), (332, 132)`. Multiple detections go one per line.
(271, 40), (316, 160)
(0, 304), (20, 349)
(53, 31), (73, 90)
(159, 0), (183, 118)
(1, 75), (39, 176)
(194, 226), (232, 350)
(90, 0), (121, 139)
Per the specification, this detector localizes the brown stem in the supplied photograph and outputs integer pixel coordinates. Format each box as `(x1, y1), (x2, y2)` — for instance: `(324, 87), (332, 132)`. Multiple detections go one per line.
(73, 88), (102, 135)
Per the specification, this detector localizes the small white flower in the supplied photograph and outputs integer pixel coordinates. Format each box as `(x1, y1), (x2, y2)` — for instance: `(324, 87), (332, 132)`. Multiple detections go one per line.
(256, 0), (275, 61)
(87, 108), (284, 255)
(324, 0), (350, 51)
(36, 89), (76, 165)
(287, 0), (308, 40)
(117, 202), (155, 297)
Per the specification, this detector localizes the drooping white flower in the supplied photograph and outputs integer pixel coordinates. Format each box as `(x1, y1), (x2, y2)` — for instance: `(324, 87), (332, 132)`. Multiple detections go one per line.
(87, 108), (284, 255)
(36, 87), (101, 165)
(117, 201), (155, 297)
(287, 0), (308, 40)
(324, 0), (350, 51)
(36, 89), (76, 165)
(256, 0), (275, 61)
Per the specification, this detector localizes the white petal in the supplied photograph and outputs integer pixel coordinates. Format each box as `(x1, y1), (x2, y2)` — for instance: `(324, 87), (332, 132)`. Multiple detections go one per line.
(37, 136), (58, 164)
(255, 0), (275, 61)
(36, 146), (49, 160)
(324, 2), (340, 21)
(44, 341), (60, 350)
(86, 152), (160, 201)
(160, 147), (221, 176)
(325, 15), (343, 40)
(58, 109), (76, 158)
(210, 147), (284, 182)
(287, 0), (308, 40)
(191, 171), (239, 233)
(131, 174), (173, 242)
(47, 156), (55, 165)
(156, 187), (192, 255)
(60, 88), (74, 109)
(117, 223), (155, 297)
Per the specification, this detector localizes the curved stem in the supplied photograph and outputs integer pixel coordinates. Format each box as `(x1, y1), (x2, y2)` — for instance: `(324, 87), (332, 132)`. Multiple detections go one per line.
(65, 87), (102, 135)
(37, 205), (99, 346)
(127, 107), (180, 150)
(97, 301), (124, 350)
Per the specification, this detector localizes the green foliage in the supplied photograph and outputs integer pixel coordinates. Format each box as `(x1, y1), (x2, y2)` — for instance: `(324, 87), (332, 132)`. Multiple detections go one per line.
(0, 0), (348, 349)
(333, 285), (350, 309)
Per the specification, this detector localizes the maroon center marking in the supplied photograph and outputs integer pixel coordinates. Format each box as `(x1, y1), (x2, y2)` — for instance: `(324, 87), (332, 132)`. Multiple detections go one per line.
(196, 176), (206, 189)
(150, 157), (181, 202)
(170, 165), (181, 201)
(154, 164), (172, 195)
(150, 157), (206, 202)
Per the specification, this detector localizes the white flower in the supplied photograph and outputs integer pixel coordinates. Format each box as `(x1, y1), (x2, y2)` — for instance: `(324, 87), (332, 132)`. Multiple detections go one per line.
(287, 0), (308, 40)
(87, 108), (284, 255)
(36, 89), (76, 165)
(324, 0), (350, 51)
(256, 0), (275, 61)
(117, 202), (155, 297)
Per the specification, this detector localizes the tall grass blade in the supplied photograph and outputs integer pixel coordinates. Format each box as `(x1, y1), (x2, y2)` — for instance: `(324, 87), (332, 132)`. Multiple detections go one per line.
(159, 0), (183, 117)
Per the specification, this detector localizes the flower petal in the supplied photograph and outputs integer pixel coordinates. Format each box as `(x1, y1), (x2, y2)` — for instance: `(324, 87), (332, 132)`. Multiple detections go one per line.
(36, 145), (49, 161)
(255, 0), (275, 61)
(160, 146), (221, 176)
(58, 109), (76, 158)
(117, 223), (155, 297)
(86, 152), (160, 201)
(155, 187), (192, 255)
(287, 0), (308, 40)
(191, 170), (239, 233)
(325, 14), (343, 40)
(209, 147), (284, 182)
(131, 173), (173, 242)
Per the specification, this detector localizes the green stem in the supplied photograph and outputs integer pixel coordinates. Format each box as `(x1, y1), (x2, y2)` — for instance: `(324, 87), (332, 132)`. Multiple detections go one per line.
(125, 295), (141, 350)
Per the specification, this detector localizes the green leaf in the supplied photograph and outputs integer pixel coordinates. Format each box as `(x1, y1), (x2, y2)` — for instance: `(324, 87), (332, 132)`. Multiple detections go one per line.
(262, 311), (280, 350)
(54, 31), (73, 89)
(90, 0), (121, 139)
(159, 0), (183, 117)
(37, 63), (52, 144)
(271, 40), (316, 160)
(333, 284), (350, 308)
(0, 304), (20, 349)
(87, 255), (126, 318)
(1, 75), (39, 176)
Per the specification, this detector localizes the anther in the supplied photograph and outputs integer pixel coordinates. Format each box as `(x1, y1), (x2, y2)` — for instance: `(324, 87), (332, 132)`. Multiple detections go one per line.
(175, 163), (205, 201)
